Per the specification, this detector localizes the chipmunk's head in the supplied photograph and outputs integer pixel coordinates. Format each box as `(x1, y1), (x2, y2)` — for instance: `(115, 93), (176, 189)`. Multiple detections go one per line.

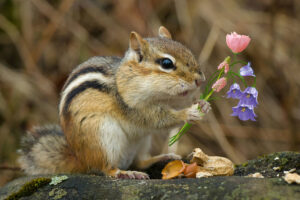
(117, 26), (205, 109)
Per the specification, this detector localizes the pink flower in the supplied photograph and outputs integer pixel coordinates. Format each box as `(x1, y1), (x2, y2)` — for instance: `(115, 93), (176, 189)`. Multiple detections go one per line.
(218, 61), (229, 73)
(226, 32), (251, 53)
(212, 77), (227, 92)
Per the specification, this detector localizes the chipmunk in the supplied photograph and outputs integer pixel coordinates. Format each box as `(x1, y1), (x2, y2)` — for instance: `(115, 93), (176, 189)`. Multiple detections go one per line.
(18, 26), (210, 179)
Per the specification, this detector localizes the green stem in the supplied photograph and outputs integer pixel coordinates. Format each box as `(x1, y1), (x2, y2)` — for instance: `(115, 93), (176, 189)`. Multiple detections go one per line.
(233, 53), (237, 62)
(204, 71), (220, 97)
(168, 123), (192, 146)
(204, 89), (214, 101)
(217, 68), (224, 79)
(207, 70), (220, 83)
(230, 60), (248, 67)
(253, 76), (256, 87)
(204, 67), (224, 101)
(229, 71), (247, 87)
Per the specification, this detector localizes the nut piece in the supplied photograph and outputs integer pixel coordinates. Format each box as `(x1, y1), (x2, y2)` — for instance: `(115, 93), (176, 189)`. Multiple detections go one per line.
(162, 160), (186, 180)
(196, 171), (213, 178)
(161, 148), (235, 179)
(190, 148), (209, 166)
(283, 172), (300, 184)
(184, 162), (199, 178)
(246, 172), (264, 178)
(284, 168), (296, 174)
(191, 148), (234, 176)
(202, 156), (234, 176)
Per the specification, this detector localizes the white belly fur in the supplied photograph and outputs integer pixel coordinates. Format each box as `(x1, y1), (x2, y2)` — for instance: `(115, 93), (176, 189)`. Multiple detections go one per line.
(99, 116), (153, 169)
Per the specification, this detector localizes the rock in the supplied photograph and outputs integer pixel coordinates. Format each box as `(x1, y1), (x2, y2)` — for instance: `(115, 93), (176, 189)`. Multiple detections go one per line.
(1, 151), (299, 200)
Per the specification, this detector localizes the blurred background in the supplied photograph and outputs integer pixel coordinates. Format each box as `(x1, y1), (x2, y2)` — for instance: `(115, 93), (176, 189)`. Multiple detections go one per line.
(0, 0), (299, 185)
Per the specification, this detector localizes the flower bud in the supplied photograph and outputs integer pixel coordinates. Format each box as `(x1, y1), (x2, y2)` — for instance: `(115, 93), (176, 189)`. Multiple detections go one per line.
(226, 32), (251, 53)
(212, 77), (227, 92)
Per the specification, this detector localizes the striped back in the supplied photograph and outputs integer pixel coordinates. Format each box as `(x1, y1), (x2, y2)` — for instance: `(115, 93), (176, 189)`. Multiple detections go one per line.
(59, 56), (121, 116)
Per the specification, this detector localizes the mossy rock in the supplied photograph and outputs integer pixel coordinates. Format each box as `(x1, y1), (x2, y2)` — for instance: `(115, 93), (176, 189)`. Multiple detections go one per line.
(234, 151), (300, 178)
(0, 151), (299, 200)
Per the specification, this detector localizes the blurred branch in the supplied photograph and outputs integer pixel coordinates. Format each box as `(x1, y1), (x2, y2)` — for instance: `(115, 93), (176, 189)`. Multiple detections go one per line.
(0, 62), (57, 115)
(0, 14), (56, 98)
(32, 0), (75, 62)
(174, 0), (193, 38)
(0, 14), (38, 73)
(79, 0), (129, 46)
(31, 0), (108, 54)
(20, 1), (33, 47)
(198, 24), (220, 65)
(0, 63), (35, 98)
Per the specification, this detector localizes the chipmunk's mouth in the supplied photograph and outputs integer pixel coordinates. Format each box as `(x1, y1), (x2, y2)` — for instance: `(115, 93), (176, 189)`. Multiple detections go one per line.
(179, 91), (189, 96)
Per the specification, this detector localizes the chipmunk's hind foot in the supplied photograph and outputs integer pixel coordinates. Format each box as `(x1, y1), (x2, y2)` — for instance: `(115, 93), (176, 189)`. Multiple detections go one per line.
(107, 168), (149, 180)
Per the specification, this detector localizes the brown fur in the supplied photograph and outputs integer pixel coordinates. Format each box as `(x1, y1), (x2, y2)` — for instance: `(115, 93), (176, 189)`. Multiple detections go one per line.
(62, 89), (115, 172)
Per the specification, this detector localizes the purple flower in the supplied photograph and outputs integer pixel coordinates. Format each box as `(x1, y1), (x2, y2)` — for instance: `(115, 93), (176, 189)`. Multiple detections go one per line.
(227, 83), (243, 99)
(232, 104), (257, 121)
(240, 62), (255, 77)
(239, 87), (258, 107)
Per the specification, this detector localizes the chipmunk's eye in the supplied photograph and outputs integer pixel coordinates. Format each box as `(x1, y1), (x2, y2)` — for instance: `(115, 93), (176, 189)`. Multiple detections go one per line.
(161, 58), (174, 69)
(156, 58), (176, 70)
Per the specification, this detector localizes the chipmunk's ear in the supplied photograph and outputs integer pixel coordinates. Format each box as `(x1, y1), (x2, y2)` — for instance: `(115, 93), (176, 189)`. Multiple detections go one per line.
(158, 26), (172, 39)
(129, 31), (148, 62)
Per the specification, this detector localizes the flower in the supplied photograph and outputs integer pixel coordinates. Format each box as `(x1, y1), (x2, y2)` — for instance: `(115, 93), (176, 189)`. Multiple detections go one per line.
(227, 83), (243, 99)
(212, 77), (227, 92)
(232, 104), (257, 121)
(240, 62), (255, 77)
(239, 87), (258, 107)
(226, 32), (251, 53)
(218, 61), (229, 74)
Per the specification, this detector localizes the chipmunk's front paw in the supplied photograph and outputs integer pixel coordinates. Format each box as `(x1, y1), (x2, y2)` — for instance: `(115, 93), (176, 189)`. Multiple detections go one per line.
(186, 104), (204, 123)
(186, 101), (210, 123)
(197, 99), (211, 114)
(116, 170), (149, 180)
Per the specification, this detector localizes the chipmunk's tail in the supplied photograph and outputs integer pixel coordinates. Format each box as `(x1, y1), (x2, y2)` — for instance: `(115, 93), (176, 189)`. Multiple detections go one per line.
(18, 125), (82, 175)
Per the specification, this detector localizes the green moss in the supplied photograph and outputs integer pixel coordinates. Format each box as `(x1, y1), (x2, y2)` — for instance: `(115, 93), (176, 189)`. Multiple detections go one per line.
(241, 162), (248, 167)
(257, 154), (266, 159)
(280, 157), (289, 166)
(5, 177), (51, 200)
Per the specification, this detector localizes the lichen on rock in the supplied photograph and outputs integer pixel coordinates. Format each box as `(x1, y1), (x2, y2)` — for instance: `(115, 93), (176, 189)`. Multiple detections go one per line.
(49, 175), (68, 186)
(48, 188), (68, 200)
